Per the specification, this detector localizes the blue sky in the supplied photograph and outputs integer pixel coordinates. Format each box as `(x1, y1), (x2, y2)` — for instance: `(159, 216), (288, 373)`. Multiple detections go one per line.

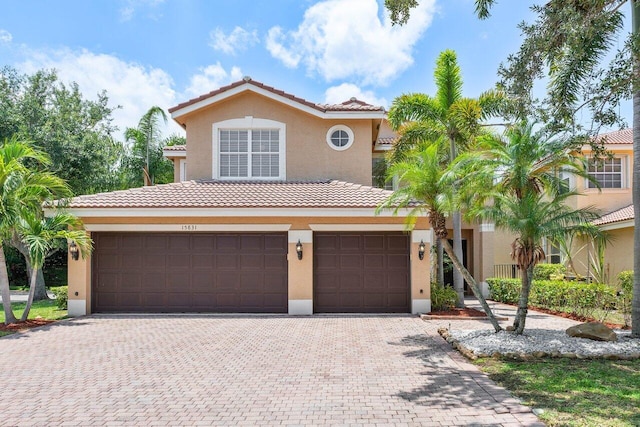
(0, 0), (590, 138)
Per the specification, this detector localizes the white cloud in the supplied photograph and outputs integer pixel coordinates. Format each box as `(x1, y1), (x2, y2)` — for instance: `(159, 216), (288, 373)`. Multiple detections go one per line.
(18, 48), (180, 137)
(184, 63), (243, 98)
(0, 29), (12, 43)
(324, 83), (387, 108)
(119, 0), (165, 22)
(266, 27), (302, 68)
(265, 0), (436, 86)
(210, 26), (258, 55)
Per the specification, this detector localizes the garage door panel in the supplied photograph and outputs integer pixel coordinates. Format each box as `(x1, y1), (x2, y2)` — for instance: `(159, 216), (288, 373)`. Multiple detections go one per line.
(387, 235), (410, 250)
(340, 254), (362, 269)
(192, 254), (213, 269)
(169, 254), (191, 268)
(93, 233), (287, 313)
(99, 253), (119, 269)
(339, 235), (361, 250)
(314, 232), (409, 313)
(216, 254), (238, 268)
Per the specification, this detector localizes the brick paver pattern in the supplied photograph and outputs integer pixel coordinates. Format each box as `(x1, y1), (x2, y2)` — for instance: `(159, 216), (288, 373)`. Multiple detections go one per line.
(0, 313), (544, 426)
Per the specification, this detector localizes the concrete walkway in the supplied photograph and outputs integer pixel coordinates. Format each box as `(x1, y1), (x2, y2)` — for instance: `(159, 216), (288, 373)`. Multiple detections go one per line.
(0, 312), (544, 426)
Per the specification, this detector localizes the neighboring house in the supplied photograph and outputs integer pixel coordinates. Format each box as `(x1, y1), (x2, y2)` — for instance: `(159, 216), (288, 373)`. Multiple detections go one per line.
(53, 78), (495, 316)
(492, 128), (634, 283)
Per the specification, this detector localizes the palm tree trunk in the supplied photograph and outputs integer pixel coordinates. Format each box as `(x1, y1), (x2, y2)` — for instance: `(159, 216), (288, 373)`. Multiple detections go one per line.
(441, 238), (502, 332)
(13, 239), (49, 301)
(632, 0), (640, 337)
(20, 267), (38, 322)
(452, 212), (464, 306)
(0, 244), (17, 324)
(513, 265), (534, 335)
(436, 239), (444, 285)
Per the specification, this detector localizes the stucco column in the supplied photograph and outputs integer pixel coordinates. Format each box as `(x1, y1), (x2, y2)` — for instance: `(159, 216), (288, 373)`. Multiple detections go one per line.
(287, 230), (313, 315)
(67, 232), (92, 316)
(479, 223), (495, 298)
(410, 229), (431, 314)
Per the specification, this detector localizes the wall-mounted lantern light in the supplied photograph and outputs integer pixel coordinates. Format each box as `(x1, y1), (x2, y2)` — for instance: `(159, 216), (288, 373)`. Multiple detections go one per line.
(69, 241), (80, 261)
(296, 240), (303, 260)
(418, 240), (426, 261)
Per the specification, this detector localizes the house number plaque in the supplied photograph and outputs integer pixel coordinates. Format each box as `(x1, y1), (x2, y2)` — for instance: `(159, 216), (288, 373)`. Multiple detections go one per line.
(181, 225), (198, 231)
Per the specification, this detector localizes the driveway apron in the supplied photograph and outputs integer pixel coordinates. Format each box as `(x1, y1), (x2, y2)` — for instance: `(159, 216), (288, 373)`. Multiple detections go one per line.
(0, 315), (542, 426)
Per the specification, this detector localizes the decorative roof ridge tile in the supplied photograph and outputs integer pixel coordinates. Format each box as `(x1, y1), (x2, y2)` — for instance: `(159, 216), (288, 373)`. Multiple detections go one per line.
(169, 78), (385, 114)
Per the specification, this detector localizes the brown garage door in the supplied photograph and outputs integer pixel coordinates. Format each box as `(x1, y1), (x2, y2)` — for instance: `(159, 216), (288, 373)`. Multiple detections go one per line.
(314, 232), (410, 313)
(92, 232), (288, 313)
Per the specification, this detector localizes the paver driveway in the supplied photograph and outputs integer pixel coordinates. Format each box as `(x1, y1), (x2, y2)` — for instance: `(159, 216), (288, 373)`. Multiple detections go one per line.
(0, 315), (542, 426)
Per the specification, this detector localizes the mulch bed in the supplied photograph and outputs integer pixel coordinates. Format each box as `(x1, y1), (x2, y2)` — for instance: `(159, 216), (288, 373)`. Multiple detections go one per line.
(428, 307), (489, 317)
(0, 318), (55, 334)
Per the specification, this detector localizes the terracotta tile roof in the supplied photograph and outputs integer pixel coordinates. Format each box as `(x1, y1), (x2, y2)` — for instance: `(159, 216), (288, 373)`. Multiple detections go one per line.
(163, 144), (186, 151)
(593, 204), (634, 226)
(168, 78), (385, 114)
(63, 180), (403, 209)
(376, 137), (397, 146)
(595, 128), (632, 145)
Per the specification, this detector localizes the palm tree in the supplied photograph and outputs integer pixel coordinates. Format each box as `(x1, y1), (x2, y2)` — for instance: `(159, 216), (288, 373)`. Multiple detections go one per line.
(466, 122), (601, 334)
(17, 211), (92, 321)
(387, 49), (506, 306)
(124, 106), (168, 186)
(377, 138), (503, 332)
(0, 137), (69, 324)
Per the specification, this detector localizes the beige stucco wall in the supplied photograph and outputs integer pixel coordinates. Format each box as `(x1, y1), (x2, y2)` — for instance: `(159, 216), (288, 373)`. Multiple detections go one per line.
(571, 146), (633, 213)
(67, 234), (92, 315)
(180, 92), (374, 185)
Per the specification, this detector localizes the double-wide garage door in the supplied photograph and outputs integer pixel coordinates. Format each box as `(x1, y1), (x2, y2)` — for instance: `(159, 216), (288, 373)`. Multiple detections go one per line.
(92, 232), (288, 313)
(314, 232), (410, 313)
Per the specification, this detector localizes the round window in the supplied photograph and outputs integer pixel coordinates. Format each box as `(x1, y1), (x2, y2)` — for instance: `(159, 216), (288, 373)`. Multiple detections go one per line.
(326, 125), (354, 151)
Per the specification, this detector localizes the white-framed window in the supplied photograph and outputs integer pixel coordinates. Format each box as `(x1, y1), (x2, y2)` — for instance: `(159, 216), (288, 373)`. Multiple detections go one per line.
(179, 159), (187, 181)
(213, 117), (286, 180)
(326, 125), (354, 151)
(587, 157), (624, 189)
(371, 156), (396, 190)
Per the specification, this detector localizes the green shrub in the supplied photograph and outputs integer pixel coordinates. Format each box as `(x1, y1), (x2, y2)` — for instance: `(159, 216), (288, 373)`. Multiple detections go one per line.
(50, 286), (68, 310)
(486, 278), (521, 304)
(487, 277), (618, 319)
(430, 283), (458, 311)
(617, 270), (633, 327)
(533, 263), (566, 280)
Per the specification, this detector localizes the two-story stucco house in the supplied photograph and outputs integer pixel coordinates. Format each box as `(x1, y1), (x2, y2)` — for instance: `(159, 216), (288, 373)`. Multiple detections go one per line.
(492, 128), (635, 282)
(57, 78), (496, 316)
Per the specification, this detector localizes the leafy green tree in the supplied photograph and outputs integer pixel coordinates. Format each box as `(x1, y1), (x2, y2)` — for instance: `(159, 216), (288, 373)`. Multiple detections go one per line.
(387, 49), (506, 306)
(122, 106), (174, 187)
(466, 122), (600, 333)
(0, 67), (122, 195)
(378, 138), (503, 332)
(17, 211), (91, 321)
(0, 137), (69, 324)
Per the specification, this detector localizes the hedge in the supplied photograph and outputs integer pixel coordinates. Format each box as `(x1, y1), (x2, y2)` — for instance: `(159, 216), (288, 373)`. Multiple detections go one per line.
(486, 277), (617, 319)
(430, 283), (458, 311)
(533, 263), (566, 280)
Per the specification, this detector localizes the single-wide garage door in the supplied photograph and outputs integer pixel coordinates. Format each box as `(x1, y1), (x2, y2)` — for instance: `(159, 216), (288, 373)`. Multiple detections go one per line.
(314, 232), (410, 313)
(92, 232), (288, 313)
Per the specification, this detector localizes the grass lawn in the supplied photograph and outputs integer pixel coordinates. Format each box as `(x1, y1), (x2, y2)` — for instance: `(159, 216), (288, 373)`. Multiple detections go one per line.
(0, 299), (67, 337)
(476, 358), (640, 427)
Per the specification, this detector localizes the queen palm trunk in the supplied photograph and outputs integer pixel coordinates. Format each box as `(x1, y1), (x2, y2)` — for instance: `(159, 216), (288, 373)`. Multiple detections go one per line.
(436, 239), (444, 285)
(0, 243), (17, 324)
(632, 0), (640, 337)
(441, 239), (502, 332)
(452, 212), (464, 306)
(20, 267), (38, 321)
(513, 265), (534, 335)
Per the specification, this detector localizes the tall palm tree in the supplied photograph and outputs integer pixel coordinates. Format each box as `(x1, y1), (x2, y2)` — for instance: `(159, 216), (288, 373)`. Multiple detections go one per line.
(0, 137), (69, 324)
(377, 138), (503, 332)
(124, 106), (168, 186)
(387, 49), (506, 306)
(466, 122), (600, 334)
(17, 211), (92, 321)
